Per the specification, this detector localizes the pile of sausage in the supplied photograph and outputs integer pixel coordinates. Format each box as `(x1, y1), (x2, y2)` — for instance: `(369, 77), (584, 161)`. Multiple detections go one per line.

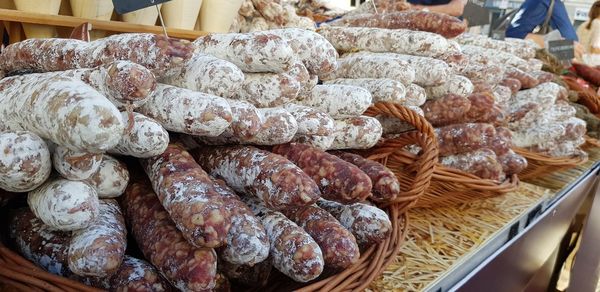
(231, 0), (317, 33)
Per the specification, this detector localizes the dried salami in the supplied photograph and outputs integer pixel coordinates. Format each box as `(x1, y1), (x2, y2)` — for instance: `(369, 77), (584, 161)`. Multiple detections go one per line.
(268, 28), (338, 75)
(460, 63), (505, 85)
(296, 84), (372, 118)
(0, 131), (51, 192)
(52, 146), (102, 181)
(422, 94), (471, 126)
(284, 103), (335, 136)
(273, 143), (373, 203)
(321, 53), (416, 85)
(499, 78), (522, 94)
(191, 145), (321, 210)
(435, 123), (498, 156)
(498, 149), (528, 176)
(440, 149), (506, 181)
(219, 260), (272, 287)
(405, 83), (427, 106)
(109, 112), (169, 158)
(142, 144), (232, 248)
(505, 67), (539, 89)
(324, 78), (407, 104)
(84, 155), (130, 199)
(235, 72), (301, 107)
(292, 134), (335, 150)
(461, 45), (530, 71)
(81, 256), (172, 292)
(330, 116), (383, 150)
(426, 75), (473, 99)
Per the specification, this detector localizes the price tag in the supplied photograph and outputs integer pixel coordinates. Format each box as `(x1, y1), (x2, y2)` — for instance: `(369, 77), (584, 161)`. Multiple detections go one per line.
(491, 29), (505, 40)
(112, 0), (171, 14)
(574, 8), (589, 21)
(548, 39), (575, 60)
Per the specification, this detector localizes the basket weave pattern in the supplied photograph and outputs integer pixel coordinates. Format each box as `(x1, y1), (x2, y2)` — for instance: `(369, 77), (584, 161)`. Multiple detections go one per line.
(514, 147), (588, 180)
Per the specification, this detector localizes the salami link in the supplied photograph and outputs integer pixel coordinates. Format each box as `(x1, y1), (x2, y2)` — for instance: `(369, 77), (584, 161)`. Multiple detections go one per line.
(330, 151), (400, 202)
(498, 149), (528, 176)
(330, 116), (383, 150)
(108, 112), (169, 158)
(288, 62), (314, 94)
(493, 85), (513, 108)
(528, 58), (544, 71)
(284, 104), (335, 136)
(440, 149), (506, 181)
(435, 123), (498, 156)
(211, 178), (270, 266)
(80, 256), (172, 292)
(68, 200), (127, 277)
(122, 180), (218, 291)
(405, 84), (428, 106)
(139, 84), (233, 137)
(531, 70), (555, 84)
(0, 34), (194, 78)
(52, 146), (102, 181)
(84, 155), (130, 199)
(426, 75), (473, 99)
(296, 84), (372, 118)
(268, 28), (339, 75)
(273, 143), (372, 203)
(0, 131), (51, 192)
(316, 199), (392, 248)
(562, 117), (587, 140)
(499, 78), (522, 94)
(455, 33), (536, 59)
(219, 260), (272, 287)
(460, 63), (505, 85)
(142, 144), (232, 248)
(472, 82), (494, 94)
(281, 205), (360, 269)
(344, 52), (451, 87)
(241, 196), (325, 282)
(292, 135), (335, 150)
(505, 67), (539, 89)
(464, 93), (504, 124)
(235, 72), (301, 107)
(194, 32), (297, 73)
(422, 94), (471, 127)
(28, 178), (99, 231)
(324, 78), (407, 104)
(247, 107), (298, 145)
(331, 10), (466, 38)
(510, 124), (566, 148)
(321, 54), (416, 85)
(224, 99), (262, 140)
(161, 53), (245, 99)
(461, 45), (530, 71)
(191, 145), (321, 210)
(317, 26), (456, 58)
(0, 75), (124, 152)
(9, 208), (73, 276)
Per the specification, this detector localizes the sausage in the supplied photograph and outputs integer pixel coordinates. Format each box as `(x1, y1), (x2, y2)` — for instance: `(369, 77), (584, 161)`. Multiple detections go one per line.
(499, 78), (522, 94)
(219, 260), (272, 287)
(0, 131), (51, 192)
(426, 75), (474, 99)
(191, 145), (321, 210)
(316, 199), (392, 248)
(122, 180), (218, 291)
(288, 62), (314, 94)
(330, 116), (383, 150)
(321, 53), (416, 85)
(563, 117), (587, 140)
(284, 104), (335, 136)
(405, 83), (428, 106)
(440, 149), (506, 181)
(108, 112), (170, 158)
(0, 75), (124, 152)
(84, 155), (130, 199)
(247, 107), (298, 145)
(211, 178), (270, 266)
(491, 127), (512, 156)
(498, 149), (528, 176)
(241, 196), (325, 282)
(422, 94), (471, 126)
(528, 58), (544, 71)
(194, 32), (297, 73)
(511, 124), (566, 148)
(330, 10), (467, 38)
(68, 200), (127, 277)
(330, 151), (400, 202)
(138, 84), (233, 137)
(344, 52), (450, 87)
(223, 99), (262, 140)
(437, 50), (469, 73)
(324, 78), (407, 104)
(511, 83), (562, 111)
(235, 72), (301, 107)
(28, 178), (99, 231)
(80, 256), (172, 292)
(268, 28), (339, 75)
(573, 63), (600, 86)
(252, 0), (286, 24)
(531, 70), (555, 84)
(377, 116), (416, 135)
(505, 67), (539, 89)
(345, 0), (411, 16)
(161, 52), (245, 99)
(317, 26), (457, 58)
(292, 134), (335, 150)
(472, 82), (494, 94)
(273, 143), (372, 203)
(9, 208), (73, 277)
(528, 138), (586, 157)
(281, 205), (360, 269)
(493, 85), (514, 108)
(52, 146), (103, 181)
(296, 84), (372, 118)
(0, 34), (194, 78)
(460, 62), (505, 85)
(461, 45), (530, 71)
(141, 143), (232, 248)
(455, 33), (536, 59)
(435, 123), (498, 156)
(464, 93), (505, 124)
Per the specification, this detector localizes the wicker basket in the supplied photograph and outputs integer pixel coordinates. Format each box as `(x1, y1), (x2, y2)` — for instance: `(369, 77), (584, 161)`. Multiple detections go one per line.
(0, 102), (438, 292)
(513, 147), (588, 180)
(364, 103), (519, 208)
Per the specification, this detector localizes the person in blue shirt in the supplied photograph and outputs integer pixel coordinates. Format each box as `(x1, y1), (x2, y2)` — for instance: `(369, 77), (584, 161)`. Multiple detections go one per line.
(408, 0), (467, 17)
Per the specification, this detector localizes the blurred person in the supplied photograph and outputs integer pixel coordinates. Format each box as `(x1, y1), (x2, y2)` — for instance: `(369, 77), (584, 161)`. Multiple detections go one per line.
(577, 1), (600, 65)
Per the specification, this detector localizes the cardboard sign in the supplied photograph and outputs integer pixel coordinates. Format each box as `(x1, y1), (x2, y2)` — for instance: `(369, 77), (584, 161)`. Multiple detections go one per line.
(112, 0), (171, 14)
(548, 39), (575, 60)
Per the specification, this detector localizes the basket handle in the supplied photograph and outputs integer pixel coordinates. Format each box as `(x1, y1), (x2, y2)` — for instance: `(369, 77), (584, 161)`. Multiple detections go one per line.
(363, 102), (439, 206)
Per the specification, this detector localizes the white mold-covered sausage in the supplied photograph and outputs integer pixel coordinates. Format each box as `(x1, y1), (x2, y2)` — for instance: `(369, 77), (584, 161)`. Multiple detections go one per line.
(292, 135), (335, 150)
(324, 78), (407, 104)
(296, 85), (372, 118)
(108, 112), (169, 158)
(461, 45), (530, 71)
(426, 75), (473, 99)
(52, 146), (102, 181)
(84, 155), (129, 199)
(268, 28), (338, 75)
(0, 131), (51, 192)
(405, 83), (428, 106)
(235, 72), (301, 107)
(28, 178), (99, 231)
(330, 116), (383, 150)
(284, 104), (335, 136)
(321, 54), (416, 85)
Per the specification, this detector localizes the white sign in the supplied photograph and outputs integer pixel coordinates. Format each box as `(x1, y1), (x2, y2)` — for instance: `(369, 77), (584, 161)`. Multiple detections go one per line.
(498, 0), (509, 9)
(574, 7), (589, 21)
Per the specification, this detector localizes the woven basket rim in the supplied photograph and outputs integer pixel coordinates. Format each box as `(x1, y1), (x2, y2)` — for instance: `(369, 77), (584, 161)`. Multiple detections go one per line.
(513, 147), (588, 166)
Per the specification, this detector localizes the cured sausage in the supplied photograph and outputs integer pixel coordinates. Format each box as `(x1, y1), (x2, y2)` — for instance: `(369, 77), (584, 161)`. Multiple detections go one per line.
(235, 72), (301, 107)
(324, 78), (407, 104)
(440, 149), (506, 181)
(108, 112), (169, 158)
(52, 146), (102, 181)
(426, 75), (473, 99)
(330, 116), (383, 150)
(284, 103), (335, 136)
(435, 123), (498, 156)
(296, 84), (372, 118)
(321, 53), (416, 85)
(422, 94), (471, 126)
(84, 155), (130, 199)
(0, 131), (51, 192)
(268, 28), (338, 75)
